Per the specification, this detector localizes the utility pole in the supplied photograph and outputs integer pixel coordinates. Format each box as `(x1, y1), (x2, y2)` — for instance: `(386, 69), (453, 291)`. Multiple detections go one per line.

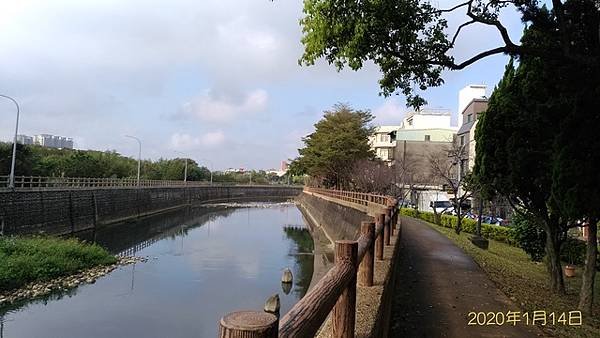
(1, 94), (20, 190)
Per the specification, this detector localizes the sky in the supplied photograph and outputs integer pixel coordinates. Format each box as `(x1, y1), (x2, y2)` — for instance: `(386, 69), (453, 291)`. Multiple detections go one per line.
(0, 0), (525, 170)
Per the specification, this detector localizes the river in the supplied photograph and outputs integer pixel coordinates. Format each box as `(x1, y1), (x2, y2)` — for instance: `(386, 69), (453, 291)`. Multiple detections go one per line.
(0, 200), (314, 338)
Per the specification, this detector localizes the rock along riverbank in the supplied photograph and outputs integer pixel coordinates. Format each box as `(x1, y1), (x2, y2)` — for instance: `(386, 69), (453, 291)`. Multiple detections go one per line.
(0, 255), (147, 306)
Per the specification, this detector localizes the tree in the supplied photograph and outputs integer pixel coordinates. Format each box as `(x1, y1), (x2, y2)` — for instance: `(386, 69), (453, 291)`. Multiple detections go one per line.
(290, 103), (375, 188)
(474, 54), (572, 294)
(349, 159), (395, 194)
(512, 212), (547, 262)
(428, 142), (472, 232)
(0, 143), (36, 177)
(474, 12), (600, 300)
(550, 65), (600, 315)
(299, 0), (599, 108)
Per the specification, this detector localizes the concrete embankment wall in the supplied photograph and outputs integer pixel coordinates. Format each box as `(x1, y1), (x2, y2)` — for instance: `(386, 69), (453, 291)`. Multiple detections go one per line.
(296, 191), (401, 338)
(0, 186), (301, 235)
(296, 192), (372, 243)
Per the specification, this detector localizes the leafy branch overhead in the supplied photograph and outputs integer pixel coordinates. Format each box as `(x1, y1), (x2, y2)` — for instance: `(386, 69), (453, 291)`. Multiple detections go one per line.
(299, 0), (600, 108)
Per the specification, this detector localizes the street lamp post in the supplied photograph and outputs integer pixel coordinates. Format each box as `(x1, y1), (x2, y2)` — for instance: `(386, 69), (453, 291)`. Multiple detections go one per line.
(125, 135), (141, 187)
(0, 94), (20, 190)
(183, 158), (188, 183)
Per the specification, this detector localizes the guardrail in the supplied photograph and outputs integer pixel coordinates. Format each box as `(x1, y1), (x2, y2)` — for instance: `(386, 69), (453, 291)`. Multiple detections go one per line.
(0, 175), (294, 190)
(218, 188), (399, 338)
(304, 186), (390, 207)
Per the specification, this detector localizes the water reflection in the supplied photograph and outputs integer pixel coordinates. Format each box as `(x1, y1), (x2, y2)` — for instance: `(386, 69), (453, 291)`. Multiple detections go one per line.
(0, 201), (313, 338)
(282, 226), (315, 297)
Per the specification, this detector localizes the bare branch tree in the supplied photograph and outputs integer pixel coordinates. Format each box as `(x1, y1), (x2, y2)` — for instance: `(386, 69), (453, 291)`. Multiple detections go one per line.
(428, 142), (473, 233)
(349, 159), (395, 195)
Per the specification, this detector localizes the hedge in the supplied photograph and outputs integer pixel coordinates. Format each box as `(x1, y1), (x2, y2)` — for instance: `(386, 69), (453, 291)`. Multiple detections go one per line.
(400, 208), (517, 246)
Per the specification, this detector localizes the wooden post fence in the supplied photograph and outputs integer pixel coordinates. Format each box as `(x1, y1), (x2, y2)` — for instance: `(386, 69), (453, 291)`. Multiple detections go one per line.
(219, 311), (278, 338)
(219, 188), (398, 338)
(358, 221), (375, 287)
(375, 213), (384, 261)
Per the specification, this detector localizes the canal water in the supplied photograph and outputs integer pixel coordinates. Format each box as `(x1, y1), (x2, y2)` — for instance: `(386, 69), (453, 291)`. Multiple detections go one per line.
(0, 200), (314, 338)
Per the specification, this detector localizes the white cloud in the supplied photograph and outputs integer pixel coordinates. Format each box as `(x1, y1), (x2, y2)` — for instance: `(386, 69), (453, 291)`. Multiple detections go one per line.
(180, 89), (268, 123)
(373, 98), (406, 125)
(170, 130), (225, 150)
(200, 131), (225, 147)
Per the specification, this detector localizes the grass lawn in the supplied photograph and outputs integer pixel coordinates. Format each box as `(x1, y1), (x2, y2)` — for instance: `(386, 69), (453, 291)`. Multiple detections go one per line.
(0, 236), (117, 292)
(423, 221), (600, 338)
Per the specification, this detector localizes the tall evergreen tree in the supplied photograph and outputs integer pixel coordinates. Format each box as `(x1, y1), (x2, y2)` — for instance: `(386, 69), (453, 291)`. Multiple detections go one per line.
(290, 103), (375, 188)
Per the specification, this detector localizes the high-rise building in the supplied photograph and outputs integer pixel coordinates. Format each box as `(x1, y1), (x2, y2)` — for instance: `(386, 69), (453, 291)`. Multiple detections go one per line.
(32, 134), (74, 149)
(456, 85), (488, 177)
(16, 135), (33, 145)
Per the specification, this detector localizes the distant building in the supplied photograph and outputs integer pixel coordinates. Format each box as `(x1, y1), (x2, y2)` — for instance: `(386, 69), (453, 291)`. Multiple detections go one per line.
(266, 161), (289, 177)
(16, 135), (33, 145)
(31, 134), (74, 149)
(458, 85), (487, 117)
(224, 168), (245, 174)
(394, 139), (455, 186)
(369, 125), (399, 162)
(370, 109), (457, 167)
(395, 109), (457, 143)
(456, 85), (488, 177)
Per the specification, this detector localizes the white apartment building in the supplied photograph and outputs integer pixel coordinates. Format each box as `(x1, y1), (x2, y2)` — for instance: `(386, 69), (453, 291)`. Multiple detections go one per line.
(396, 109), (457, 143)
(32, 134), (74, 149)
(16, 135), (33, 145)
(400, 108), (453, 130)
(369, 125), (399, 162)
(370, 109), (458, 163)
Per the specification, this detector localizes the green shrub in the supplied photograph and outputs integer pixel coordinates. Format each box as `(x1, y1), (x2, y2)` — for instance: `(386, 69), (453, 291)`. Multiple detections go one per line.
(560, 237), (587, 265)
(0, 236), (116, 291)
(511, 213), (546, 262)
(401, 208), (516, 245)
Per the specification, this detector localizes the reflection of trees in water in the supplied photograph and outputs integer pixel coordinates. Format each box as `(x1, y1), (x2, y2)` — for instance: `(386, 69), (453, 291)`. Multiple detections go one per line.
(78, 206), (237, 255)
(282, 226), (314, 297)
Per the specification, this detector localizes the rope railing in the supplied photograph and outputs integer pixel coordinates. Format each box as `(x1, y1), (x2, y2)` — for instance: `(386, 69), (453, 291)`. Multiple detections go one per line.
(218, 188), (399, 338)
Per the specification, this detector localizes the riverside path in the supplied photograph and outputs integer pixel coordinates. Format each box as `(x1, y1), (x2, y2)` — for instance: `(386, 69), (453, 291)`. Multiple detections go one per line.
(390, 216), (542, 338)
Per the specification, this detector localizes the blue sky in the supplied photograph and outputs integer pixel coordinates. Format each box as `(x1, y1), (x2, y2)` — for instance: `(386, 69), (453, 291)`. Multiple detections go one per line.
(0, 0), (525, 170)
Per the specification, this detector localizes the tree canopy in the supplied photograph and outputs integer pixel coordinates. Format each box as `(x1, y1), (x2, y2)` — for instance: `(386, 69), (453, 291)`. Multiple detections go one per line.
(300, 0), (599, 108)
(0, 143), (212, 181)
(289, 103), (375, 188)
(474, 17), (600, 305)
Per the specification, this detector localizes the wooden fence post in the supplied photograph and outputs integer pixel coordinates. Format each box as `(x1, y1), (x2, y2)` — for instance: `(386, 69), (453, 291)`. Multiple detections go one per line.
(332, 240), (358, 338)
(375, 214), (384, 261)
(358, 221), (375, 287)
(219, 311), (278, 338)
(384, 207), (391, 246)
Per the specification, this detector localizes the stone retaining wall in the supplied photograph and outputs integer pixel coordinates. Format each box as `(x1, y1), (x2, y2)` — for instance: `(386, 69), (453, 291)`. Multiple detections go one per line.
(0, 186), (301, 235)
(296, 191), (401, 338)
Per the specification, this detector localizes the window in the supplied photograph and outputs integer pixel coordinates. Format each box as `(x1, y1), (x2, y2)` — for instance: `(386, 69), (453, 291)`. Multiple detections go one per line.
(467, 114), (473, 122)
(379, 134), (389, 143)
(424, 135), (431, 141)
(460, 135), (465, 146)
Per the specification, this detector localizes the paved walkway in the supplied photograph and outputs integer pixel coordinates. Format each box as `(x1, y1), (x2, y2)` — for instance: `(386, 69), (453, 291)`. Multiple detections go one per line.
(389, 217), (542, 338)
